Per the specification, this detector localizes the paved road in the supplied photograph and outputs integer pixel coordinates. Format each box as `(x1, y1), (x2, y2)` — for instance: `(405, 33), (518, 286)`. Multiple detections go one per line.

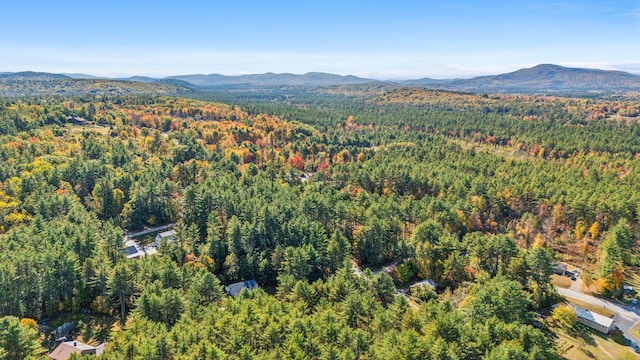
(557, 287), (640, 345)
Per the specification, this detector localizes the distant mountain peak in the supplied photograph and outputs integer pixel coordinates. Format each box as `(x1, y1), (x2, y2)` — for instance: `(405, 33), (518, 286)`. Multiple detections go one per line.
(405, 64), (640, 94)
(0, 71), (71, 81)
(530, 63), (565, 70)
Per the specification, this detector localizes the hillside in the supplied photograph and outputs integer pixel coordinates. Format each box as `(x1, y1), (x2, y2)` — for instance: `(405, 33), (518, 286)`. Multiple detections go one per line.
(2, 64), (640, 95)
(0, 78), (197, 96)
(0, 71), (71, 81)
(407, 64), (640, 94)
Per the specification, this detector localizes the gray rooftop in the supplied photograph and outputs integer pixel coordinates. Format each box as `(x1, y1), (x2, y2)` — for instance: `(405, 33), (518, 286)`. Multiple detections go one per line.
(571, 305), (614, 328)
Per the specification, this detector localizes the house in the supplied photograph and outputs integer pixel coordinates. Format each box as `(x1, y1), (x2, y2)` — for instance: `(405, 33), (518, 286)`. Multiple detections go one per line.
(553, 263), (567, 276)
(410, 279), (438, 289)
(122, 239), (158, 259)
(570, 305), (615, 334)
(225, 279), (259, 298)
(49, 340), (105, 360)
(123, 240), (142, 259)
(67, 116), (88, 125)
(300, 172), (315, 182)
(154, 230), (176, 246)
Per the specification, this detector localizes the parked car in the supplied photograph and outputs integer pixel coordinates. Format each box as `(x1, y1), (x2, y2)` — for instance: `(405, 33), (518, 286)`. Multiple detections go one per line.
(632, 298), (638, 305)
(532, 321), (544, 329)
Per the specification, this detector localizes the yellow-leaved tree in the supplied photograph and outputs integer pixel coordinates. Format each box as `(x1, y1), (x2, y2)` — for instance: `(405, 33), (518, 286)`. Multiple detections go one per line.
(589, 221), (599, 239)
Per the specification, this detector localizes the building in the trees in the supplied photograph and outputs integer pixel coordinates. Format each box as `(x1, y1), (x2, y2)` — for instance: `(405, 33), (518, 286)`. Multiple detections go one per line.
(123, 240), (143, 259)
(553, 263), (567, 276)
(225, 279), (259, 297)
(410, 279), (438, 289)
(122, 229), (176, 259)
(122, 239), (158, 259)
(51, 322), (72, 341)
(49, 340), (105, 360)
(155, 230), (176, 246)
(571, 305), (615, 334)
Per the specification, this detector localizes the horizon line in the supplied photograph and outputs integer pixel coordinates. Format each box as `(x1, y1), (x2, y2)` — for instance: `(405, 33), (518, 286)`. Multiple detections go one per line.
(2, 63), (640, 82)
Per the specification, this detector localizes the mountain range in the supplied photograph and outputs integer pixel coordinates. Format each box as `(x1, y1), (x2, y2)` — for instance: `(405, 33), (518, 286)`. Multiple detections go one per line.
(167, 72), (375, 87)
(2, 64), (640, 94)
(403, 64), (640, 93)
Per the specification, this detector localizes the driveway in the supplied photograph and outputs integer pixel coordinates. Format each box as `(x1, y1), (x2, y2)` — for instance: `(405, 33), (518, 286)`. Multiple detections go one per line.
(556, 287), (640, 345)
(125, 223), (175, 240)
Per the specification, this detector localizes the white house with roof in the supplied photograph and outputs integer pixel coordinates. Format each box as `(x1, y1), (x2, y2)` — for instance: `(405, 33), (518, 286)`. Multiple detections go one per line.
(154, 230), (176, 246)
(49, 340), (105, 360)
(410, 279), (438, 289)
(122, 227), (175, 259)
(225, 279), (259, 298)
(570, 304), (615, 334)
(553, 263), (567, 276)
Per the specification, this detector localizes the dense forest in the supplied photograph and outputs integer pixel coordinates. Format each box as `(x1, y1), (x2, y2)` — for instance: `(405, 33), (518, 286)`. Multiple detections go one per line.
(0, 83), (639, 359)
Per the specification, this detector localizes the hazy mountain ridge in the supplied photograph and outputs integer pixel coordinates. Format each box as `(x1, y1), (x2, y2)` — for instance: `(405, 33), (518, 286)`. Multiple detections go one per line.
(441, 64), (640, 93)
(167, 72), (379, 87)
(0, 78), (198, 96)
(61, 73), (106, 80)
(1, 64), (640, 94)
(0, 71), (71, 81)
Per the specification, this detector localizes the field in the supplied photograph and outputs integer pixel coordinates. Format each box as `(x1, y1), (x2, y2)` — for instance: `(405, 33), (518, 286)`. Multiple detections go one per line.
(631, 323), (640, 340)
(65, 123), (112, 136)
(552, 324), (639, 359)
(552, 274), (573, 289)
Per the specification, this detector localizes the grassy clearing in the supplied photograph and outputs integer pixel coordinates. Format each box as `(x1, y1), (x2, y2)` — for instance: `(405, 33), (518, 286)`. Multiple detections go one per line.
(551, 274), (573, 289)
(564, 297), (616, 318)
(66, 123), (111, 136)
(594, 337), (639, 360)
(631, 323), (640, 340)
(449, 138), (537, 162)
(552, 323), (639, 359)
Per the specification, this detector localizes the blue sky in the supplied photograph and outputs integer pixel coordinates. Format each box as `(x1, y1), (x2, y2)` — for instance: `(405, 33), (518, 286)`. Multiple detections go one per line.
(1, 0), (639, 79)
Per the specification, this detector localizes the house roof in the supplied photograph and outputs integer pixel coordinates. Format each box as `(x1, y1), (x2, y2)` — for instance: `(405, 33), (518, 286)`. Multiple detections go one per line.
(225, 279), (259, 297)
(123, 239), (158, 259)
(571, 305), (614, 329)
(157, 230), (176, 239)
(49, 341), (104, 360)
(123, 245), (139, 256)
(52, 322), (72, 340)
(410, 279), (437, 288)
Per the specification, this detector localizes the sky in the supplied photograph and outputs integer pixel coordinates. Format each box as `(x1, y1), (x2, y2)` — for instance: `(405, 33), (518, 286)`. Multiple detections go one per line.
(1, 0), (639, 79)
